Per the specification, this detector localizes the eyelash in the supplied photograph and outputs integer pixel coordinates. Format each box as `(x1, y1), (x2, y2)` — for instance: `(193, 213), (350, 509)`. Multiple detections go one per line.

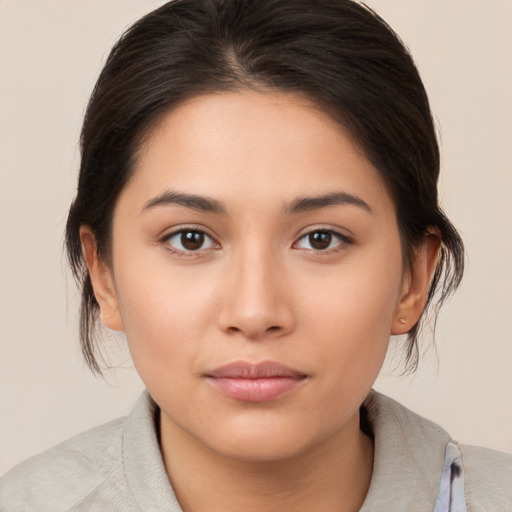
(160, 227), (352, 257)
(293, 229), (352, 254)
(161, 228), (219, 257)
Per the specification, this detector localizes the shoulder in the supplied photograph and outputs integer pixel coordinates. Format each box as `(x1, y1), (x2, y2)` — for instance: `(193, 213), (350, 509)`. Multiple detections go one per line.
(362, 391), (512, 511)
(459, 443), (512, 511)
(386, 394), (512, 510)
(0, 416), (131, 512)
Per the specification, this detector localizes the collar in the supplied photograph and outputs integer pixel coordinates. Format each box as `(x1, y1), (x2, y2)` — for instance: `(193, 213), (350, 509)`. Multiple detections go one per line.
(122, 391), (182, 511)
(122, 390), (456, 511)
(360, 390), (455, 511)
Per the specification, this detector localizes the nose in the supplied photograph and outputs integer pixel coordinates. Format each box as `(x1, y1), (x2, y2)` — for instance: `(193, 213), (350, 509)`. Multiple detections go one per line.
(217, 246), (296, 341)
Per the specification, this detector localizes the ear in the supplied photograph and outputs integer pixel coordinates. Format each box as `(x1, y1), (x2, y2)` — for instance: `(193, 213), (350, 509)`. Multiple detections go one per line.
(79, 226), (124, 332)
(391, 231), (441, 335)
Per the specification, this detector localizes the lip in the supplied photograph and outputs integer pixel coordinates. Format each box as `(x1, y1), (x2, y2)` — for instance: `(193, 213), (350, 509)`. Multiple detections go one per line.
(205, 361), (308, 402)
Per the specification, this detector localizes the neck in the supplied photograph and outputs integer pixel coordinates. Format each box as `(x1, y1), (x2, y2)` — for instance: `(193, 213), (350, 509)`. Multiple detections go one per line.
(160, 411), (373, 512)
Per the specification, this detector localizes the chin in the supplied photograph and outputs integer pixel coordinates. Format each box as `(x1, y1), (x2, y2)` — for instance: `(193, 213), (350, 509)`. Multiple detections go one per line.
(198, 415), (332, 464)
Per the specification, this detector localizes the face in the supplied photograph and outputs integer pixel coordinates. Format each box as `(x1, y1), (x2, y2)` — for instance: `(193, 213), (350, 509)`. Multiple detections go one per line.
(87, 90), (426, 462)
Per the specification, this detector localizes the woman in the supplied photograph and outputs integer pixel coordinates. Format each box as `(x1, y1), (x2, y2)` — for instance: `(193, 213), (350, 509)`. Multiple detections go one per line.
(1, 0), (510, 510)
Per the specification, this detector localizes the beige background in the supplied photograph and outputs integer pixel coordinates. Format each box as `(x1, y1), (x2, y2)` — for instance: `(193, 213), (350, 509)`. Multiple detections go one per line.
(1, 0), (511, 475)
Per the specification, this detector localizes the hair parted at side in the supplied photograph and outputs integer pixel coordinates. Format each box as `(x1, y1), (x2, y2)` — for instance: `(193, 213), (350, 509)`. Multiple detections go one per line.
(66, 0), (464, 374)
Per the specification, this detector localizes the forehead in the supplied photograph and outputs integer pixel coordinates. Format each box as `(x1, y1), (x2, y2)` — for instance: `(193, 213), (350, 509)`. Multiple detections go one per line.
(123, 90), (394, 218)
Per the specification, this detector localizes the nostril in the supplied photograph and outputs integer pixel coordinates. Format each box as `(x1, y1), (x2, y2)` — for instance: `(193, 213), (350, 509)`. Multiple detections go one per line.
(225, 324), (282, 338)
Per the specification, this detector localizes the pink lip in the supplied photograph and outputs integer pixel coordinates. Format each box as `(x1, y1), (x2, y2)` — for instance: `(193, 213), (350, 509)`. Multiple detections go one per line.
(205, 361), (308, 402)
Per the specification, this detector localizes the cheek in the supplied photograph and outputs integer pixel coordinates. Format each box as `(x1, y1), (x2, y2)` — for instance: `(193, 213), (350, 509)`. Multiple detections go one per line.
(303, 244), (403, 327)
(298, 244), (404, 380)
(112, 256), (222, 381)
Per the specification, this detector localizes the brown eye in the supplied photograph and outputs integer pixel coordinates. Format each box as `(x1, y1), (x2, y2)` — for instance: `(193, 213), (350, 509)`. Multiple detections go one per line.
(308, 231), (332, 250)
(295, 229), (349, 252)
(165, 229), (217, 253)
(181, 231), (205, 250)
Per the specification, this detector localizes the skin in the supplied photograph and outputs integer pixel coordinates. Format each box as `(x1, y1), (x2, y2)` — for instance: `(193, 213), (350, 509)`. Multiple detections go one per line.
(82, 90), (440, 511)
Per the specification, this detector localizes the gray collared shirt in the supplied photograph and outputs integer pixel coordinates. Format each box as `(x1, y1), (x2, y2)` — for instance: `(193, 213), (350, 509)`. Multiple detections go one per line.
(1, 390), (511, 511)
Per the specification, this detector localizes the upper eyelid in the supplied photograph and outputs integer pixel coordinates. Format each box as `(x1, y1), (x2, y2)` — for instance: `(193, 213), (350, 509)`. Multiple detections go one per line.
(161, 227), (219, 248)
(295, 226), (352, 241)
(161, 225), (217, 241)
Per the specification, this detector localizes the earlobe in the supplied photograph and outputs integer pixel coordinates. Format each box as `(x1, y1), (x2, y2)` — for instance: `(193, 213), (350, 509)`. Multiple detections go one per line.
(391, 231), (441, 335)
(79, 226), (124, 332)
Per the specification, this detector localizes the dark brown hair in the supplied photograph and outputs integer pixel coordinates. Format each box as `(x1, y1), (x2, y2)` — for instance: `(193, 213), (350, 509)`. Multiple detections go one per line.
(66, 0), (464, 374)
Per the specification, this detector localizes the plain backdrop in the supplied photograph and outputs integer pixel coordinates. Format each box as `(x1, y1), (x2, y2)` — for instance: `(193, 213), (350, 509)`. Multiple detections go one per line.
(1, 0), (511, 475)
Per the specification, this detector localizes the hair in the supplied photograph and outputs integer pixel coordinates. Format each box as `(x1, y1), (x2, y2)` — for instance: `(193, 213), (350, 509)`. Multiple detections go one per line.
(66, 0), (464, 374)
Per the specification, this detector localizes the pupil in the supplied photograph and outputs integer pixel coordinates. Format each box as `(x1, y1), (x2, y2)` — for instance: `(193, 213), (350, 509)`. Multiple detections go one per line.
(309, 231), (331, 250)
(181, 231), (204, 250)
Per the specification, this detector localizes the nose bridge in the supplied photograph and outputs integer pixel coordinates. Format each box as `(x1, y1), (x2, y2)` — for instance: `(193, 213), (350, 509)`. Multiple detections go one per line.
(217, 240), (294, 339)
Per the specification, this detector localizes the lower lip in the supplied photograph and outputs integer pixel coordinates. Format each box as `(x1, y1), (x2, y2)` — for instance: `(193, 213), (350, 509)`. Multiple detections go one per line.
(206, 376), (305, 402)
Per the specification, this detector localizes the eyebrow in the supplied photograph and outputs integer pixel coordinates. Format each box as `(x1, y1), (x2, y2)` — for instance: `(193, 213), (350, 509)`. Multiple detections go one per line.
(141, 189), (372, 216)
(141, 190), (227, 214)
(286, 192), (372, 214)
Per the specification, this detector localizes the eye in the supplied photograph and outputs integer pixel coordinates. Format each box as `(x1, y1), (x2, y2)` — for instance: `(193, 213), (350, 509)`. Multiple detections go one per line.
(294, 229), (349, 251)
(164, 229), (218, 253)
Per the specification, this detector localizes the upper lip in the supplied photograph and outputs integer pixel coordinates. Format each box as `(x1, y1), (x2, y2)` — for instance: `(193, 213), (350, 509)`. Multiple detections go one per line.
(206, 360), (307, 379)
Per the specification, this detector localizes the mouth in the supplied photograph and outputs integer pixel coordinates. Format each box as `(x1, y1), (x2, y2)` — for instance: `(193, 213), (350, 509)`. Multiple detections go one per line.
(205, 360), (308, 402)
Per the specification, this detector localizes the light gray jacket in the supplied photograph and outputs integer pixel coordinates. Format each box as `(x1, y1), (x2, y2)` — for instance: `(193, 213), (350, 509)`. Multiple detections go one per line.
(1, 390), (511, 511)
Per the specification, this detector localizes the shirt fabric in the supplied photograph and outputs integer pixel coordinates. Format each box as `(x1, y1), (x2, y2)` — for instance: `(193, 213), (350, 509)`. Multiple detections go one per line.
(1, 390), (511, 511)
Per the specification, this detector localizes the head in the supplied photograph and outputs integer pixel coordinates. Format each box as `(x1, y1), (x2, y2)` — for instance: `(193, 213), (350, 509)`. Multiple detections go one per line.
(66, 0), (463, 377)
